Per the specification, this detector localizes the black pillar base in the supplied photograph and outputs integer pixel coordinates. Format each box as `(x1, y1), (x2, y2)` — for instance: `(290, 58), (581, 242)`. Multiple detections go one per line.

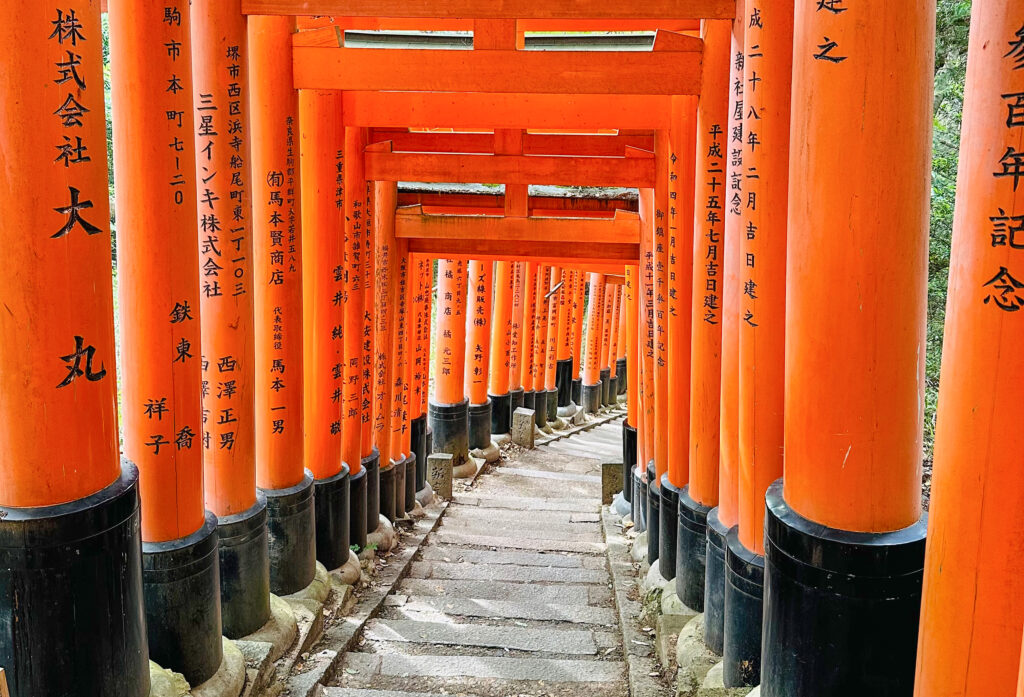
(659, 475), (680, 581)
(622, 421), (637, 504)
(489, 392), (511, 435)
(647, 464), (660, 565)
(582, 382), (602, 414)
(535, 390), (548, 428)
(426, 426), (433, 458)
(676, 485), (712, 612)
(607, 375), (618, 404)
(410, 414), (427, 493)
(314, 465), (351, 571)
(509, 387), (525, 412)
(599, 367), (611, 407)
(393, 457), (406, 518)
(363, 448), (381, 535)
(403, 454), (417, 513)
(761, 480), (927, 697)
(632, 466), (648, 533)
(468, 399), (492, 450)
(0, 460), (149, 697)
(704, 507), (731, 656)
(264, 472), (317, 596)
(546, 388), (558, 422)
(218, 494), (271, 639)
(571, 377), (583, 405)
(379, 461), (397, 523)
(556, 358), (573, 407)
(723, 528), (764, 688)
(143, 512), (222, 687)
(429, 399), (470, 471)
(349, 466), (368, 552)
(523, 389), (536, 416)
(615, 357), (628, 394)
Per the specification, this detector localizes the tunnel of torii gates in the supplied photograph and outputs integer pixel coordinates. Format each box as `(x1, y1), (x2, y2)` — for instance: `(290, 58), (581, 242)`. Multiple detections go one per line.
(1, 0), (1024, 696)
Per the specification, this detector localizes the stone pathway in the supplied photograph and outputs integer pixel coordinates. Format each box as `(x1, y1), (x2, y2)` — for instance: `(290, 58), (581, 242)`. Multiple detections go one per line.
(325, 418), (628, 697)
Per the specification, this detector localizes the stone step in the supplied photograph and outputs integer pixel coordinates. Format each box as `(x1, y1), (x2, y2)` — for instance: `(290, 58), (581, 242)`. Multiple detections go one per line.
(445, 504), (600, 526)
(341, 651), (626, 683)
(388, 595), (619, 625)
(324, 689), (482, 697)
(419, 544), (598, 568)
(455, 494), (598, 513)
(496, 466), (602, 484)
(439, 517), (603, 542)
(396, 577), (610, 605)
(408, 560), (608, 585)
(431, 529), (606, 555)
(363, 618), (599, 654)
(471, 479), (600, 501)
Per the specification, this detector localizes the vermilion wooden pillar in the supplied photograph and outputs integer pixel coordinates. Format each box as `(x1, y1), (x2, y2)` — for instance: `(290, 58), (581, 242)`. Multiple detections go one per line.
(556, 268), (575, 410)
(582, 273), (606, 414)
(372, 177), (400, 521)
(599, 273), (616, 408)
(392, 249), (416, 516)
(571, 267), (587, 404)
(636, 186), (657, 535)
(111, 0), (219, 683)
(430, 259), (473, 476)
(915, 4), (1024, 696)
(679, 20), (730, 612)
(605, 284), (622, 404)
(614, 281), (628, 397)
(466, 260), (495, 454)
(507, 262), (527, 411)
(543, 266), (561, 424)
(663, 99), (696, 583)
(0, 4), (147, 695)
(762, 3), (934, 695)
(300, 90), (357, 559)
(624, 264), (641, 521)
(489, 261), (514, 436)
(520, 262), (538, 419)
(706, 0), (747, 657)
(533, 264), (552, 430)
(408, 255), (432, 500)
(250, 14), (317, 598)
(191, 0), (269, 639)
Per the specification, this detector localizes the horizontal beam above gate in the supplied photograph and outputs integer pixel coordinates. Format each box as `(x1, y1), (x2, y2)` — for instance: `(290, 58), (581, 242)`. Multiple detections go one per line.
(341, 92), (673, 130)
(293, 30), (702, 95)
(371, 130), (655, 157)
(243, 0), (734, 19)
(367, 151), (655, 188)
(292, 18), (700, 31)
(396, 192), (637, 214)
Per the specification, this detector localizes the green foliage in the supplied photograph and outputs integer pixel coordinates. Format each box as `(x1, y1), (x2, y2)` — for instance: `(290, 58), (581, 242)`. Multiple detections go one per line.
(925, 0), (971, 458)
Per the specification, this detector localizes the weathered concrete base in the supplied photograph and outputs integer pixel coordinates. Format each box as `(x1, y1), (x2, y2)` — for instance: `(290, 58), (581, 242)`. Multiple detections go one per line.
(329, 550), (361, 587)
(612, 491), (631, 517)
(492, 432), (512, 446)
(191, 639), (246, 697)
(655, 591), (699, 669)
(284, 561), (331, 605)
(556, 402), (578, 419)
(642, 560), (671, 594)
(549, 415), (568, 431)
(408, 500), (426, 518)
(240, 594), (298, 662)
(415, 481), (435, 508)
(631, 531), (649, 563)
(677, 615), (722, 697)
(149, 661), (190, 697)
(453, 456), (479, 479)
(365, 515), (398, 554)
(699, 661), (756, 697)
(470, 441), (501, 464)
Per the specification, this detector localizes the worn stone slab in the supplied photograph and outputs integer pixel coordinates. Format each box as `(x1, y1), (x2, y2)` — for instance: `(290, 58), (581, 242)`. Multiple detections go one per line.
(325, 690), (483, 697)
(497, 466), (602, 484)
(455, 494), (597, 513)
(341, 651), (625, 683)
(699, 661), (756, 697)
(426, 453), (453, 499)
(393, 596), (618, 625)
(408, 560), (607, 584)
(364, 618), (598, 654)
(511, 407), (536, 448)
(286, 648), (338, 697)
(677, 615), (720, 697)
(602, 460), (624, 505)
(439, 517), (603, 542)
(419, 544), (588, 568)
(432, 529), (606, 554)
(444, 504), (600, 527)
(396, 577), (594, 604)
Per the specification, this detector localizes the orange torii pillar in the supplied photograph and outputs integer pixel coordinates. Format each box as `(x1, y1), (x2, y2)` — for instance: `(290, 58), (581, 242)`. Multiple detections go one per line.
(409, 256), (432, 502)
(705, 0), (746, 657)
(556, 268), (576, 412)
(634, 185), (657, 536)
(623, 265), (641, 515)
(607, 284), (623, 401)
(916, 4), (1024, 696)
(761, 4), (934, 695)
(543, 266), (562, 425)
(349, 127), (380, 538)
(571, 268), (587, 405)
(507, 262), (527, 412)
(191, 0), (270, 639)
(533, 264), (552, 430)
(300, 91), (358, 559)
(615, 283), (628, 396)
(719, 0), (793, 686)
(599, 281), (617, 407)
(582, 274), (607, 414)
(0, 4), (147, 695)
(466, 260), (497, 458)
(388, 207), (416, 517)
(646, 130), (671, 566)
(489, 261), (515, 437)
(250, 14), (317, 598)
(520, 262), (538, 419)
(109, 0), (219, 684)
(664, 97), (697, 587)
(677, 21), (730, 613)
(430, 260), (474, 477)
